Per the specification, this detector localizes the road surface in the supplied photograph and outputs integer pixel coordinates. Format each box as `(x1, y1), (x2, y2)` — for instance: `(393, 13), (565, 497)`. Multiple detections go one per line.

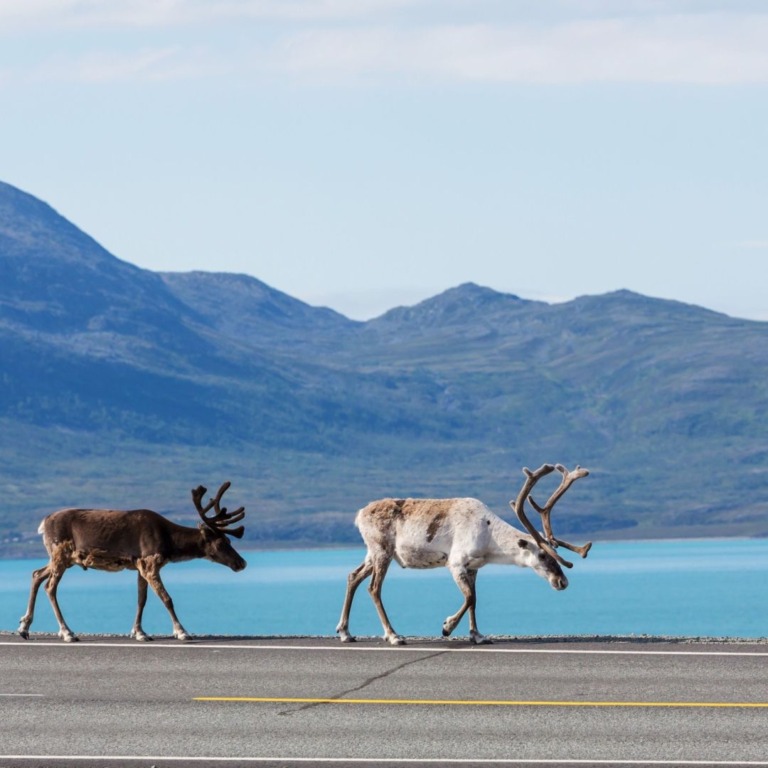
(1, 634), (767, 767)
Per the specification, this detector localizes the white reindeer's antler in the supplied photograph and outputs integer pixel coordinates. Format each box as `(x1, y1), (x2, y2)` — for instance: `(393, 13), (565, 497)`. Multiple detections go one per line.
(510, 463), (591, 568)
(528, 464), (591, 559)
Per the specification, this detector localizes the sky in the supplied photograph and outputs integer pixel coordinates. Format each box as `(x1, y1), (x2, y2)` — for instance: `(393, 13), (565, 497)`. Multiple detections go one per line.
(1, 1), (767, 321)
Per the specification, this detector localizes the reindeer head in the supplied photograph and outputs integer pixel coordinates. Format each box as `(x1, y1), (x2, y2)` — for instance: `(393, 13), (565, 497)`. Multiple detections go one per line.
(192, 482), (247, 572)
(517, 536), (569, 591)
(510, 463), (591, 590)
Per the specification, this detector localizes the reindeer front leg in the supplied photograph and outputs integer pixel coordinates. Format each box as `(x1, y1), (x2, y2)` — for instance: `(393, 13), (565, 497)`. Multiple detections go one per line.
(136, 557), (191, 641)
(45, 565), (78, 642)
(367, 556), (404, 645)
(444, 566), (490, 644)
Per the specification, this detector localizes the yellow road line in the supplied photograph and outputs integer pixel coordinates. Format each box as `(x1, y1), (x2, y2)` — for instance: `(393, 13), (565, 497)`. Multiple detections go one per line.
(194, 696), (768, 708)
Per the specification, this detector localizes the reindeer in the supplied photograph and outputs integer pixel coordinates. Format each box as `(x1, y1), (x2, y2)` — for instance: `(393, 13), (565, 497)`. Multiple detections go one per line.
(337, 464), (590, 645)
(18, 482), (247, 643)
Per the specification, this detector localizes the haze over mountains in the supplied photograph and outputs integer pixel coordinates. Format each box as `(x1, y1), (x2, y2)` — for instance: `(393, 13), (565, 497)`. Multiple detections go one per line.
(1, 180), (766, 556)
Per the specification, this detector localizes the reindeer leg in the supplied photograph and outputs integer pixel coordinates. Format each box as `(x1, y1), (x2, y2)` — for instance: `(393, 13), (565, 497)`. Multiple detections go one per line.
(18, 563), (51, 639)
(444, 566), (490, 644)
(45, 565), (78, 643)
(130, 572), (152, 642)
(442, 564), (472, 638)
(367, 556), (404, 646)
(137, 558), (191, 641)
(336, 558), (374, 643)
(464, 569), (490, 645)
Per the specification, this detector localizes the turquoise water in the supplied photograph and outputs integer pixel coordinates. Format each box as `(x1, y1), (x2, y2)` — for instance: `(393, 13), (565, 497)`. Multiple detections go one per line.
(1, 539), (767, 639)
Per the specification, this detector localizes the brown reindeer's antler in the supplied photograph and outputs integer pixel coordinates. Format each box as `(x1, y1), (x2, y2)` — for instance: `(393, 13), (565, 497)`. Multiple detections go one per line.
(509, 463), (591, 569)
(192, 481), (246, 539)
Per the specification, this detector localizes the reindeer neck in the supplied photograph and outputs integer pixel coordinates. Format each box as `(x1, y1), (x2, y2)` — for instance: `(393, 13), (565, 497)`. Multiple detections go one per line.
(166, 523), (206, 563)
(486, 516), (534, 565)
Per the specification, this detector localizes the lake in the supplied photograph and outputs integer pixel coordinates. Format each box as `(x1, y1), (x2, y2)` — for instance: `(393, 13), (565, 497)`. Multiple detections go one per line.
(1, 538), (766, 640)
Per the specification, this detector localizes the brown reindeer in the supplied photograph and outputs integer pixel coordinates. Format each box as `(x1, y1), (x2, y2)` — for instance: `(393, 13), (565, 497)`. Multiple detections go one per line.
(18, 482), (247, 642)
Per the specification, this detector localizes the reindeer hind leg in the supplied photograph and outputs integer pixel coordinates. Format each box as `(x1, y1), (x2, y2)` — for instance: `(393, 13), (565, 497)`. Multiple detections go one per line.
(336, 557), (374, 643)
(130, 572), (152, 641)
(18, 563), (51, 640)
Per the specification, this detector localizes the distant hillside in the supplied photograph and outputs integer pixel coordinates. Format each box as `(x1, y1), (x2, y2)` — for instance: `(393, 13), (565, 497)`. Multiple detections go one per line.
(1, 180), (767, 556)
(159, 271), (356, 352)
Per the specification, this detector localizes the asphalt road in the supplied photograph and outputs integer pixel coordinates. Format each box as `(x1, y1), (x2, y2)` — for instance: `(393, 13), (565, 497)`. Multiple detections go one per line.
(1, 634), (768, 767)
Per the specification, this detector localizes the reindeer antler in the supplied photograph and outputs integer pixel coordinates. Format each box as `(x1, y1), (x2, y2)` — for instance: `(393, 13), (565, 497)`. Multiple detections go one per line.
(509, 463), (591, 569)
(528, 464), (592, 560)
(192, 481), (245, 539)
(509, 464), (573, 568)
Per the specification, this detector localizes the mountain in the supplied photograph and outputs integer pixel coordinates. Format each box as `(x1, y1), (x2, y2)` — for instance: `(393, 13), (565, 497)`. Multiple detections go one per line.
(1, 180), (767, 556)
(158, 271), (355, 351)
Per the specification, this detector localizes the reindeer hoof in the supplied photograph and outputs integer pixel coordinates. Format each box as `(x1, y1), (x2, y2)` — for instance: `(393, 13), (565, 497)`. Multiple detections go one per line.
(470, 632), (492, 645)
(386, 634), (406, 646)
(338, 631), (356, 643)
(130, 630), (153, 642)
(59, 631), (78, 643)
(18, 629), (29, 640)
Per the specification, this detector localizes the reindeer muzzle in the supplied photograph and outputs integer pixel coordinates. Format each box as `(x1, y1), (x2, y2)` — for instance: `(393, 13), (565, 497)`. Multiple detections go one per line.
(550, 573), (569, 591)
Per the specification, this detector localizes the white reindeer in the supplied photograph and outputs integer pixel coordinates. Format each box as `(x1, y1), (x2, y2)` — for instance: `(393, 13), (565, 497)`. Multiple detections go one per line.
(336, 464), (590, 645)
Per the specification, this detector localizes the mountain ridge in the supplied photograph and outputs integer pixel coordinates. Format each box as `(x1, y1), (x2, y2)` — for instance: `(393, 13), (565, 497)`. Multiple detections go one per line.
(1, 180), (766, 555)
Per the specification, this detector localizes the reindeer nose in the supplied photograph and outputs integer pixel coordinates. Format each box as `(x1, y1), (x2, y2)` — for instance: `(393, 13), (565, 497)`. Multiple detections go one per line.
(553, 574), (568, 591)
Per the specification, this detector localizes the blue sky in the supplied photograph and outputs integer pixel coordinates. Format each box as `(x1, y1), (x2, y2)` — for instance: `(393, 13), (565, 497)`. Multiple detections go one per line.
(1, 1), (767, 320)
